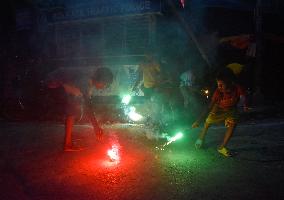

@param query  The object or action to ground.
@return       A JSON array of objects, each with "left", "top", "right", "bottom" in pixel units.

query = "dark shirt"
[{"left": 46, "top": 67, "right": 93, "bottom": 97}]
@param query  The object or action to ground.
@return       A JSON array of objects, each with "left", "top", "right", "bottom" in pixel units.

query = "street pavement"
[{"left": 0, "top": 116, "right": 284, "bottom": 200}]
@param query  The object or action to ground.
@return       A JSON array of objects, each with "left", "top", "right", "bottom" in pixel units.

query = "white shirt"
[{"left": 180, "top": 70, "right": 195, "bottom": 87}]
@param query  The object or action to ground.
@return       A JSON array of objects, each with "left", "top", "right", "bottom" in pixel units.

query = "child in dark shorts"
[
  {"left": 192, "top": 69, "right": 248, "bottom": 157},
  {"left": 46, "top": 67, "right": 113, "bottom": 151}
]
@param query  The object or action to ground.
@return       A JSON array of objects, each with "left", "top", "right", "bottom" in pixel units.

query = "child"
[
  {"left": 192, "top": 69, "right": 248, "bottom": 157},
  {"left": 46, "top": 67, "right": 113, "bottom": 151},
  {"left": 132, "top": 52, "right": 161, "bottom": 100},
  {"left": 179, "top": 67, "right": 202, "bottom": 119}
]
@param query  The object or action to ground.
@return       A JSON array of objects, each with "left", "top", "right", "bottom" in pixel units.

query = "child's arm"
[
  {"left": 192, "top": 88, "right": 219, "bottom": 128},
  {"left": 83, "top": 94, "right": 103, "bottom": 140},
  {"left": 62, "top": 84, "right": 82, "bottom": 96},
  {"left": 192, "top": 100, "right": 215, "bottom": 128}
]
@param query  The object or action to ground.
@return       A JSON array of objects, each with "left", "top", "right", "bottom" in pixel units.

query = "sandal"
[{"left": 217, "top": 147, "right": 232, "bottom": 157}]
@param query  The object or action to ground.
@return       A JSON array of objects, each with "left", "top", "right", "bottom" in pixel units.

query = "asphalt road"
[{"left": 0, "top": 120, "right": 284, "bottom": 200}]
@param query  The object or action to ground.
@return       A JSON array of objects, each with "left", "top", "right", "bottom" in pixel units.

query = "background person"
[
  {"left": 179, "top": 65, "right": 203, "bottom": 120},
  {"left": 132, "top": 53, "right": 161, "bottom": 101}
]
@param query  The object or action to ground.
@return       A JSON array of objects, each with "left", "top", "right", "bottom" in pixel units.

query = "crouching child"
[
  {"left": 192, "top": 69, "right": 248, "bottom": 157},
  {"left": 46, "top": 67, "right": 113, "bottom": 151}
]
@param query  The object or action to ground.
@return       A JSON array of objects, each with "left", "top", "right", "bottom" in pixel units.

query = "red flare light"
[{"left": 107, "top": 145, "right": 120, "bottom": 162}]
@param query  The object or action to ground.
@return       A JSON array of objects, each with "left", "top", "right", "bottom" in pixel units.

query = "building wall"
[{"left": 52, "top": 15, "right": 154, "bottom": 66}]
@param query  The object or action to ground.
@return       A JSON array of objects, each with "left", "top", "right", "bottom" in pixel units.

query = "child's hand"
[{"left": 192, "top": 122, "right": 199, "bottom": 128}]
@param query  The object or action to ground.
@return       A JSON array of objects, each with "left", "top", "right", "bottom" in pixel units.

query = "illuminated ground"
[{"left": 0, "top": 120, "right": 284, "bottom": 200}]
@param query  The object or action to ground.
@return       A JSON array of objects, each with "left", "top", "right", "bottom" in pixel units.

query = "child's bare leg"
[
  {"left": 219, "top": 124, "right": 236, "bottom": 148},
  {"left": 195, "top": 122, "right": 210, "bottom": 148},
  {"left": 64, "top": 115, "right": 74, "bottom": 149}
]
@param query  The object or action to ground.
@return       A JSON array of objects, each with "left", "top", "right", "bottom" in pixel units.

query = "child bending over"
[{"left": 192, "top": 69, "right": 248, "bottom": 157}]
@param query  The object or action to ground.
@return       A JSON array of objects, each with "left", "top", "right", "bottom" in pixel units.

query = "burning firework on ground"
[
  {"left": 122, "top": 94, "right": 131, "bottom": 105},
  {"left": 106, "top": 131, "right": 121, "bottom": 163},
  {"left": 156, "top": 132, "right": 183, "bottom": 150},
  {"left": 121, "top": 94, "right": 143, "bottom": 122},
  {"left": 107, "top": 144, "right": 120, "bottom": 162}
]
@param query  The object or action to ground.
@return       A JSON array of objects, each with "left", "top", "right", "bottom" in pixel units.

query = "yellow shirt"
[
  {"left": 226, "top": 63, "right": 244, "bottom": 75},
  {"left": 140, "top": 61, "right": 160, "bottom": 88}
]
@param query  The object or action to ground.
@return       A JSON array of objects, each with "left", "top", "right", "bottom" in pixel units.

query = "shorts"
[
  {"left": 65, "top": 95, "right": 83, "bottom": 117},
  {"left": 205, "top": 107, "right": 239, "bottom": 127}
]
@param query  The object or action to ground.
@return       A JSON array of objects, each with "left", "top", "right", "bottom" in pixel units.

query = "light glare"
[{"left": 122, "top": 95, "right": 131, "bottom": 105}]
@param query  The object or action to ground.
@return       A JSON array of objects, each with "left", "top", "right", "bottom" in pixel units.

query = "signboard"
[{"left": 47, "top": 0, "right": 161, "bottom": 23}]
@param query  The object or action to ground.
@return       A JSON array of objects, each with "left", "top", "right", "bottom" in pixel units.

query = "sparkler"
[
  {"left": 128, "top": 106, "right": 143, "bottom": 121},
  {"left": 156, "top": 132, "right": 183, "bottom": 150},
  {"left": 163, "top": 132, "right": 183, "bottom": 147},
  {"left": 180, "top": 0, "right": 185, "bottom": 8},
  {"left": 107, "top": 145, "right": 120, "bottom": 162},
  {"left": 204, "top": 89, "right": 209, "bottom": 99},
  {"left": 121, "top": 94, "right": 143, "bottom": 122},
  {"left": 121, "top": 94, "right": 131, "bottom": 105},
  {"left": 201, "top": 89, "right": 210, "bottom": 99}
]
